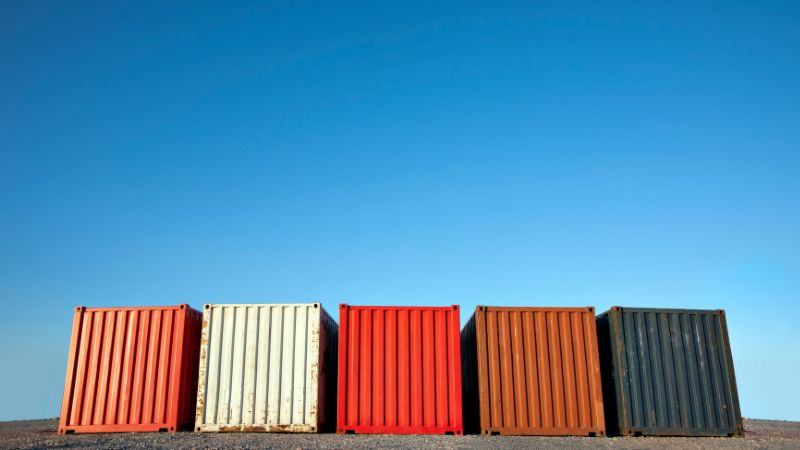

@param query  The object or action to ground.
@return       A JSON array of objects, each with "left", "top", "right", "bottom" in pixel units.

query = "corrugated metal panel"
[
  {"left": 58, "top": 305, "right": 202, "bottom": 434},
  {"left": 195, "top": 303, "right": 338, "bottom": 433},
  {"left": 596, "top": 307, "right": 743, "bottom": 437},
  {"left": 317, "top": 304, "right": 339, "bottom": 430},
  {"left": 336, "top": 304, "right": 464, "bottom": 435},
  {"left": 461, "top": 306, "right": 605, "bottom": 436}
]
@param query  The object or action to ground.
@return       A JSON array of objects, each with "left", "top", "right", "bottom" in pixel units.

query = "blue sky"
[{"left": 1, "top": 1, "right": 798, "bottom": 422}]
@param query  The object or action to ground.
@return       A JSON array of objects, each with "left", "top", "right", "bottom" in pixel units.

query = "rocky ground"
[{"left": 0, "top": 418, "right": 798, "bottom": 449}]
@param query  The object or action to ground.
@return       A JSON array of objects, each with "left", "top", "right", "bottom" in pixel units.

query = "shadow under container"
[
  {"left": 461, "top": 306, "right": 606, "bottom": 436},
  {"left": 59, "top": 305, "right": 202, "bottom": 434},
  {"left": 337, "top": 304, "right": 463, "bottom": 435},
  {"left": 194, "top": 303, "right": 338, "bottom": 433},
  {"left": 596, "top": 307, "right": 743, "bottom": 437}
]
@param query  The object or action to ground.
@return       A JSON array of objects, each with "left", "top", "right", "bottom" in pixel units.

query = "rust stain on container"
[
  {"left": 596, "top": 307, "right": 743, "bottom": 437},
  {"left": 58, "top": 305, "right": 202, "bottom": 434},
  {"left": 336, "top": 304, "right": 464, "bottom": 435},
  {"left": 461, "top": 306, "right": 605, "bottom": 436}
]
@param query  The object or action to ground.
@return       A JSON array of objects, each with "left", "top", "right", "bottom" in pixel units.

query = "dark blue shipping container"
[{"left": 596, "top": 307, "right": 743, "bottom": 437}]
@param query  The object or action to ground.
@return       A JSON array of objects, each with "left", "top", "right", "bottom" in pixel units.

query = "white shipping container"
[{"left": 195, "top": 303, "right": 338, "bottom": 432}]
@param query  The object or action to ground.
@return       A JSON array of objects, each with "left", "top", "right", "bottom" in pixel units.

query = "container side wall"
[
  {"left": 317, "top": 306, "right": 339, "bottom": 432},
  {"left": 58, "top": 305, "right": 200, "bottom": 434},
  {"left": 459, "top": 312, "right": 481, "bottom": 434},
  {"left": 598, "top": 307, "right": 744, "bottom": 437},
  {"left": 470, "top": 307, "right": 605, "bottom": 436},
  {"left": 195, "top": 303, "right": 326, "bottom": 432},
  {"left": 337, "top": 305, "right": 464, "bottom": 435},
  {"left": 596, "top": 312, "right": 623, "bottom": 436},
  {"left": 178, "top": 308, "right": 203, "bottom": 428}
]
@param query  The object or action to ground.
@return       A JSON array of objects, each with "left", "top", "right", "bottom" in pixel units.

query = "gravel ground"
[{"left": 1, "top": 418, "right": 798, "bottom": 449}]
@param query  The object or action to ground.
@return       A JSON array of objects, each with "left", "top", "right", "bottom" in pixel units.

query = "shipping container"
[
  {"left": 461, "top": 306, "right": 605, "bottom": 436},
  {"left": 596, "top": 307, "right": 743, "bottom": 437},
  {"left": 337, "top": 304, "right": 463, "bottom": 435},
  {"left": 58, "top": 305, "right": 202, "bottom": 434},
  {"left": 194, "top": 303, "right": 338, "bottom": 432}
]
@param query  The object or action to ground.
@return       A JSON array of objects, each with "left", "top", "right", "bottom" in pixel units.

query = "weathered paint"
[
  {"left": 336, "top": 304, "right": 463, "bottom": 435},
  {"left": 596, "top": 307, "right": 743, "bottom": 437},
  {"left": 461, "top": 306, "right": 605, "bottom": 436},
  {"left": 195, "top": 303, "right": 338, "bottom": 433},
  {"left": 58, "top": 305, "right": 202, "bottom": 434}
]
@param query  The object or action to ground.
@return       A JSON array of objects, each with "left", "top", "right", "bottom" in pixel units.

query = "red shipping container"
[
  {"left": 58, "top": 305, "right": 202, "bottom": 434},
  {"left": 337, "top": 304, "right": 463, "bottom": 435}
]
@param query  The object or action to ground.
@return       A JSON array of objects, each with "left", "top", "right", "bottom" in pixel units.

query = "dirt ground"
[{"left": 0, "top": 418, "right": 798, "bottom": 449}]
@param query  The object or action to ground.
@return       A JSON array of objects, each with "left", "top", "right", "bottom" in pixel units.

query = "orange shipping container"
[
  {"left": 461, "top": 306, "right": 605, "bottom": 436},
  {"left": 58, "top": 305, "right": 202, "bottom": 434}
]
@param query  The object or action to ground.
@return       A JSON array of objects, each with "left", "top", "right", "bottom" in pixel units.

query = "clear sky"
[{"left": 1, "top": 1, "right": 798, "bottom": 422}]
